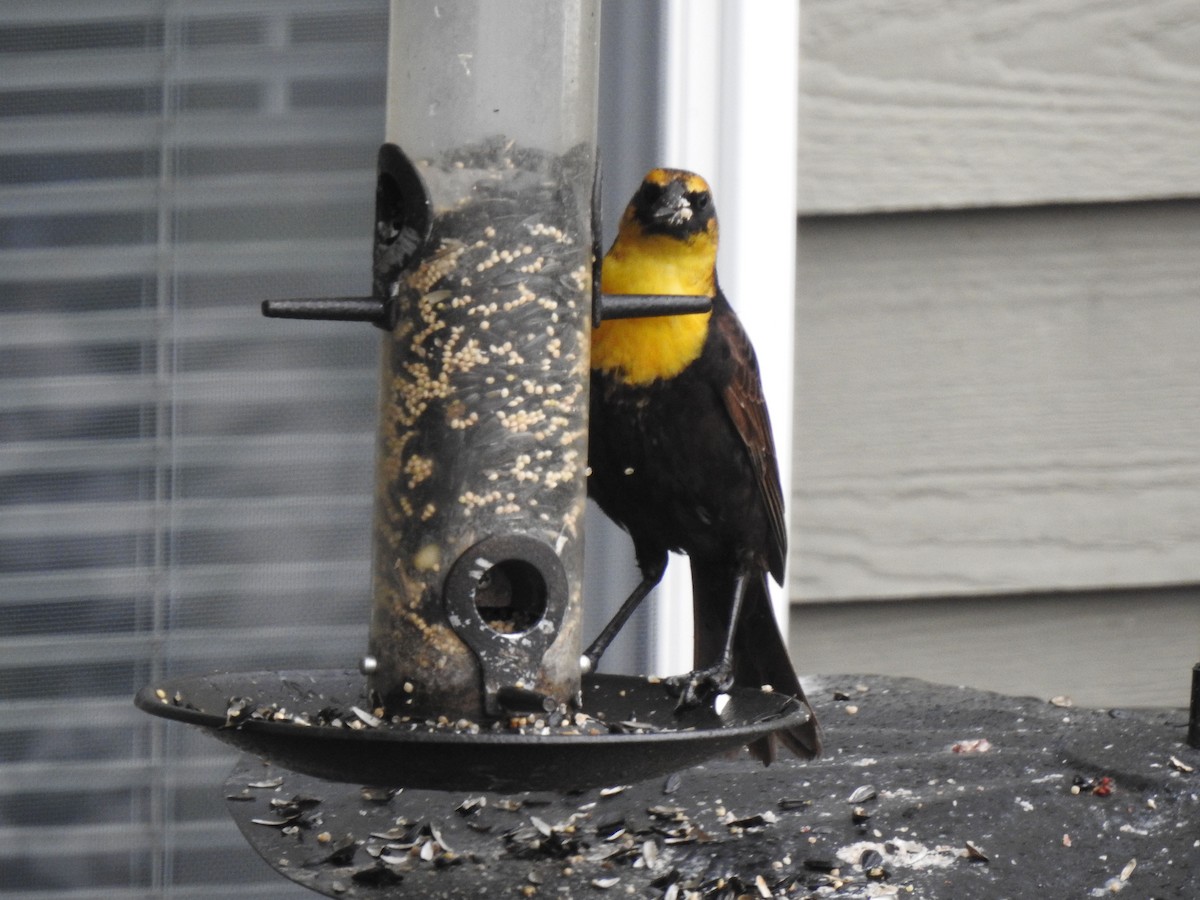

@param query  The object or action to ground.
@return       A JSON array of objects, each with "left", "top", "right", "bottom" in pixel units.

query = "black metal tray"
[{"left": 136, "top": 669, "right": 809, "bottom": 793}]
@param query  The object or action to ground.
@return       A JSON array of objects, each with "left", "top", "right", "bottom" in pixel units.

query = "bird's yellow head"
[
  {"left": 593, "top": 169, "right": 719, "bottom": 385},
  {"left": 623, "top": 168, "right": 718, "bottom": 243},
  {"left": 608, "top": 169, "right": 719, "bottom": 284}
]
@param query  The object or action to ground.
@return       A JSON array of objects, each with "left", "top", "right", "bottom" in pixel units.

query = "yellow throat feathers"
[{"left": 592, "top": 231, "right": 716, "bottom": 386}]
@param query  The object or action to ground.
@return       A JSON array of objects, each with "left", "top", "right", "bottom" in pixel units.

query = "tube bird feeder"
[
  {"left": 363, "top": 0, "right": 600, "bottom": 724},
  {"left": 137, "top": 0, "right": 809, "bottom": 798}
]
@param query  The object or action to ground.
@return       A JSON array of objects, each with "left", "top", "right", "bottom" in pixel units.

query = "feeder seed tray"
[{"left": 136, "top": 670, "right": 810, "bottom": 793}]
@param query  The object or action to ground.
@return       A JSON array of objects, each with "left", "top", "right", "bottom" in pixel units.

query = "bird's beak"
[{"left": 650, "top": 181, "right": 693, "bottom": 226}]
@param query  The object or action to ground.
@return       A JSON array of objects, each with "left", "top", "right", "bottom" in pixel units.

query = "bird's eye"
[
  {"left": 638, "top": 182, "right": 664, "bottom": 204},
  {"left": 688, "top": 191, "right": 710, "bottom": 211}
]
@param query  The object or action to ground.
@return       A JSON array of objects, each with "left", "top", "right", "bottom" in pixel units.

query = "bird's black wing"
[{"left": 712, "top": 295, "right": 788, "bottom": 584}]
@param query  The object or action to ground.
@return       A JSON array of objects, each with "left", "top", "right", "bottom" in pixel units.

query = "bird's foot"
[{"left": 665, "top": 662, "right": 735, "bottom": 711}]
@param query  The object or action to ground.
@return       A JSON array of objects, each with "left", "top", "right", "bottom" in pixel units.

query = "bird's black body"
[
  {"left": 589, "top": 288, "right": 779, "bottom": 581},
  {"left": 585, "top": 169, "right": 820, "bottom": 762}
]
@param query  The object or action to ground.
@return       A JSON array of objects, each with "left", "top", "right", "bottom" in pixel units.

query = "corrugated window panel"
[{"left": 0, "top": 3, "right": 386, "bottom": 896}]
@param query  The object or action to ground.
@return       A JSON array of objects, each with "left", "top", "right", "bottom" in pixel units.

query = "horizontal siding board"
[
  {"left": 798, "top": 0, "right": 1200, "bottom": 213},
  {"left": 791, "top": 200, "right": 1200, "bottom": 600},
  {"left": 792, "top": 587, "right": 1200, "bottom": 708}
]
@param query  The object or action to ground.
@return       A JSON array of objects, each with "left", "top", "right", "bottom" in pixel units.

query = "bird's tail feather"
[{"left": 691, "top": 560, "right": 821, "bottom": 762}]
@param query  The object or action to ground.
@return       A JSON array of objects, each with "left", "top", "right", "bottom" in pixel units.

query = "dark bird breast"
[{"left": 587, "top": 300, "right": 776, "bottom": 576}]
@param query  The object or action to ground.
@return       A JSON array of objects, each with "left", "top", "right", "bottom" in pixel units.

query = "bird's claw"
[{"left": 665, "top": 663, "right": 735, "bottom": 711}]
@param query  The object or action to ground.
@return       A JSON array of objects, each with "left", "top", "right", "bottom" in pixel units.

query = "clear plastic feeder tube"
[{"left": 368, "top": 0, "right": 600, "bottom": 721}]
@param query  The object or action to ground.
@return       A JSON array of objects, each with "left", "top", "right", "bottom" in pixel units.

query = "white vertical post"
[
  {"left": 654, "top": 0, "right": 801, "bottom": 675},
  {"left": 719, "top": 2, "right": 801, "bottom": 623}
]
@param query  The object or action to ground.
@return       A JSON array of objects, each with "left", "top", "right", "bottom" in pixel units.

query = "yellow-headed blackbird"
[{"left": 584, "top": 168, "right": 820, "bottom": 762}]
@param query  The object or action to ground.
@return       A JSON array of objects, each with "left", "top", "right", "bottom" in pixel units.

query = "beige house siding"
[
  {"left": 797, "top": 0, "right": 1200, "bottom": 214},
  {"left": 792, "top": 202, "right": 1200, "bottom": 602},
  {"left": 789, "top": 1, "right": 1200, "bottom": 706},
  {"left": 792, "top": 588, "right": 1200, "bottom": 709}
]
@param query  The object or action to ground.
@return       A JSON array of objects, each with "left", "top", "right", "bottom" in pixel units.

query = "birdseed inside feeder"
[{"left": 363, "top": 0, "right": 601, "bottom": 724}]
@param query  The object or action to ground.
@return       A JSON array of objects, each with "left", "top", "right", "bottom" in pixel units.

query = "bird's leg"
[
  {"left": 580, "top": 551, "right": 667, "bottom": 674},
  {"left": 668, "top": 566, "right": 751, "bottom": 709}
]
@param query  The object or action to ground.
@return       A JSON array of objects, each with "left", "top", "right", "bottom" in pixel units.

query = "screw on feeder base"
[{"left": 496, "top": 685, "right": 558, "bottom": 715}]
